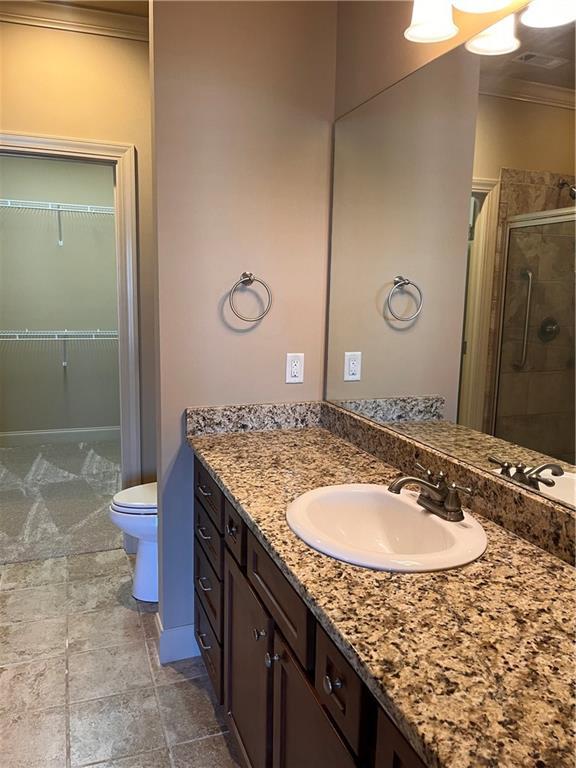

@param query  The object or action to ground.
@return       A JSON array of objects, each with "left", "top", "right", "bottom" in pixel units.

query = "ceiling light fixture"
[
  {"left": 465, "top": 14, "right": 521, "bottom": 55},
  {"left": 452, "top": 0, "right": 510, "bottom": 11},
  {"left": 520, "top": 0, "right": 576, "bottom": 28},
  {"left": 404, "top": 0, "right": 459, "bottom": 43}
]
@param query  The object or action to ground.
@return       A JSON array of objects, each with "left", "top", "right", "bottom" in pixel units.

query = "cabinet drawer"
[
  {"left": 375, "top": 708, "right": 427, "bottom": 768},
  {"left": 195, "top": 458, "right": 224, "bottom": 532},
  {"left": 195, "top": 499, "right": 224, "bottom": 578},
  {"left": 194, "top": 541, "right": 223, "bottom": 641},
  {"left": 247, "top": 533, "right": 314, "bottom": 671},
  {"left": 315, "top": 625, "right": 365, "bottom": 756},
  {"left": 224, "top": 499, "right": 246, "bottom": 568},
  {"left": 194, "top": 599, "right": 222, "bottom": 703}
]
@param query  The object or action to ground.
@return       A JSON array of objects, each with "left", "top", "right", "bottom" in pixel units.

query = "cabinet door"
[
  {"left": 272, "top": 633, "right": 357, "bottom": 768},
  {"left": 374, "top": 708, "right": 427, "bottom": 768},
  {"left": 225, "top": 552, "right": 273, "bottom": 768}
]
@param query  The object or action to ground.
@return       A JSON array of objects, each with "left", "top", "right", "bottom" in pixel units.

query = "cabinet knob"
[
  {"left": 225, "top": 522, "right": 238, "bottom": 538},
  {"left": 264, "top": 652, "right": 280, "bottom": 669},
  {"left": 322, "top": 674, "right": 343, "bottom": 695},
  {"left": 252, "top": 628, "right": 267, "bottom": 642}
]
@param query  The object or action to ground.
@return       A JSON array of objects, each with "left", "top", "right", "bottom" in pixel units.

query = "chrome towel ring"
[
  {"left": 229, "top": 271, "right": 273, "bottom": 322},
  {"left": 386, "top": 276, "right": 423, "bottom": 322}
]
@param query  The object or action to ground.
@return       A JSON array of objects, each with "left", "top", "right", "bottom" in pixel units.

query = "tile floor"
[
  {"left": 0, "top": 548, "right": 242, "bottom": 768},
  {"left": 0, "top": 440, "right": 122, "bottom": 564}
]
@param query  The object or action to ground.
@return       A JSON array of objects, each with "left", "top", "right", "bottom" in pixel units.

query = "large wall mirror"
[{"left": 326, "top": 17, "right": 575, "bottom": 508}]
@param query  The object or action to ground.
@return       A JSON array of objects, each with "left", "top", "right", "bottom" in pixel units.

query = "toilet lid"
[
  {"left": 110, "top": 502, "right": 157, "bottom": 515},
  {"left": 112, "top": 482, "right": 157, "bottom": 510}
]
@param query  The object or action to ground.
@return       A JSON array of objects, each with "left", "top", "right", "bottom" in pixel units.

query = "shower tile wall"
[{"left": 496, "top": 219, "right": 575, "bottom": 463}]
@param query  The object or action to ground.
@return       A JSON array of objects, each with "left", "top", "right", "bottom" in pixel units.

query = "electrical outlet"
[
  {"left": 286, "top": 353, "right": 304, "bottom": 384},
  {"left": 344, "top": 351, "right": 362, "bottom": 381}
]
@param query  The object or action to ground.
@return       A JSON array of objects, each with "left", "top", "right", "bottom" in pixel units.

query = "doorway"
[{"left": 0, "top": 135, "right": 141, "bottom": 562}]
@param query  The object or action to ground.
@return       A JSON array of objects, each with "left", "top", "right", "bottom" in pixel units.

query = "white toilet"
[{"left": 109, "top": 482, "right": 158, "bottom": 602}]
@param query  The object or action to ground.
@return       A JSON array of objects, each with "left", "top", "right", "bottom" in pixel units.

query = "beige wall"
[
  {"left": 335, "top": 0, "right": 531, "bottom": 118},
  {"left": 327, "top": 48, "right": 480, "bottom": 420},
  {"left": 152, "top": 0, "right": 336, "bottom": 639},
  {"left": 474, "top": 95, "right": 575, "bottom": 179},
  {"left": 0, "top": 20, "right": 156, "bottom": 476}
]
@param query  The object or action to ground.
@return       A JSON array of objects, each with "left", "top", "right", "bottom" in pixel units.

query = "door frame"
[{"left": 0, "top": 132, "right": 141, "bottom": 486}]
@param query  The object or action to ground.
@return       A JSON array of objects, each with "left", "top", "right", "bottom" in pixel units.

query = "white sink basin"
[
  {"left": 494, "top": 468, "right": 576, "bottom": 506},
  {"left": 286, "top": 484, "right": 487, "bottom": 573}
]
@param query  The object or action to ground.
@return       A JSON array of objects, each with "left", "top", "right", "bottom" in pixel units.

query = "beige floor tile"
[
  {"left": 68, "top": 605, "right": 143, "bottom": 653},
  {"left": 0, "top": 557, "right": 68, "bottom": 591},
  {"left": 69, "top": 688, "right": 165, "bottom": 767},
  {"left": 67, "top": 573, "right": 137, "bottom": 615},
  {"left": 0, "top": 616, "right": 67, "bottom": 665},
  {"left": 0, "top": 582, "right": 68, "bottom": 624},
  {"left": 140, "top": 612, "right": 160, "bottom": 640},
  {"left": 0, "top": 656, "right": 66, "bottom": 715},
  {"left": 88, "top": 748, "right": 172, "bottom": 767},
  {"left": 69, "top": 641, "right": 152, "bottom": 702},
  {"left": 0, "top": 705, "right": 67, "bottom": 768},
  {"left": 146, "top": 637, "right": 206, "bottom": 686},
  {"left": 171, "top": 733, "right": 242, "bottom": 768},
  {"left": 156, "top": 678, "right": 227, "bottom": 747},
  {"left": 67, "top": 549, "right": 131, "bottom": 582}
]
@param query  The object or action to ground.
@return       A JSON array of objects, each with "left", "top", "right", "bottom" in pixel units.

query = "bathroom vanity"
[{"left": 188, "top": 405, "right": 575, "bottom": 768}]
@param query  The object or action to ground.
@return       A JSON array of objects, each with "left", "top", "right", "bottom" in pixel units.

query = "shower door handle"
[{"left": 513, "top": 269, "right": 533, "bottom": 371}]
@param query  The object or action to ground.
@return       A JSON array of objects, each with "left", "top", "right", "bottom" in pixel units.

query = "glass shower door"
[{"left": 494, "top": 212, "right": 575, "bottom": 463}]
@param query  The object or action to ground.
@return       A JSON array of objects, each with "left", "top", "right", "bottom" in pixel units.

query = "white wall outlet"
[
  {"left": 344, "top": 351, "right": 362, "bottom": 381},
  {"left": 286, "top": 353, "right": 304, "bottom": 384}
]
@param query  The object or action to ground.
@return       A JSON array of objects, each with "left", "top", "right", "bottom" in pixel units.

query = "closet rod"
[{"left": 0, "top": 199, "right": 114, "bottom": 214}]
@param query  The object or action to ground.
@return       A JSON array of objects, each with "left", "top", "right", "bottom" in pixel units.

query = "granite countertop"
[{"left": 189, "top": 426, "right": 575, "bottom": 768}]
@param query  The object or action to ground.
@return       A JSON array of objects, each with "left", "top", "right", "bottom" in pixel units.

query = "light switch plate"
[
  {"left": 344, "top": 351, "right": 362, "bottom": 381},
  {"left": 286, "top": 353, "right": 304, "bottom": 383}
]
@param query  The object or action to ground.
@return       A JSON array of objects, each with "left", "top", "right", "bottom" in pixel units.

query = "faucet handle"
[
  {"left": 449, "top": 482, "right": 472, "bottom": 496},
  {"left": 415, "top": 462, "right": 434, "bottom": 481},
  {"left": 488, "top": 456, "right": 513, "bottom": 477}
]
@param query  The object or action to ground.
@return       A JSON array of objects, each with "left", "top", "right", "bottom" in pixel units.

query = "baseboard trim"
[
  {"left": 0, "top": 426, "right": 120, "bottom": 446},
  {"left": 158, "top": 619, "right": 200, "bottom": 663}
]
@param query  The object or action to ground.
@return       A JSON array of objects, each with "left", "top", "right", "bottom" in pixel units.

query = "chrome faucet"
[
  {"left": 488, "top": 456, "right": 564, "bottom": 491},
  {"left": 388, "top": 463, "right": 471, "bottom": 522}
]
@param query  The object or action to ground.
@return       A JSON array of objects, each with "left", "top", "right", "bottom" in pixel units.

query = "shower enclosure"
[
  {"left": 0, "top": 154, "right": 122, "bottom": 561},
  {"left": 494, "top": 208, "right": 576, "bottom": 464}
]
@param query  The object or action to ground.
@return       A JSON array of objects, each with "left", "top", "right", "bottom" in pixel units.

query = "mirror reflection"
[{"left": 326, "top": 20, "right": 575, "bottom": 507}]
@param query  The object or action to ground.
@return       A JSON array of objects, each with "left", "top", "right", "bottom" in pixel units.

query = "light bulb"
[
  {"left": 465, "top": 14, "right": 521, "bottom": 55},
  {"left": 452, "top": 0, "right": 511, "bottom": 11},
  {"left": 404, "top": 0, "right": 459, "bottom": 43},
  {"left": 520, "top": 0, "right": 576, "bottom": 28}
]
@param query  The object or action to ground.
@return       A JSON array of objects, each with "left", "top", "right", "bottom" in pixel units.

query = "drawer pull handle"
[
  {"left": 198, "top": 484, "right": 212, "bottom": 498},
  {"left": 226, "top": 522, "right": 238, "bottom": 539},
  {"left": 252, "top": 628, "right": 267, "bottom": 642},
  {"left": 197, "top": 576, "right": 212, "bottom": 592},
  {"left": 197, "top": 526, "right": 212, "bottom": 541},
  {"left": 323, "top": 675, "right": 343, "bottom": 695},
  {"left": 264, "top": 652, "right": 280, "bottom": 669},
  {"left": 198, "top": 633, "right": 212, "bottom": 651}
]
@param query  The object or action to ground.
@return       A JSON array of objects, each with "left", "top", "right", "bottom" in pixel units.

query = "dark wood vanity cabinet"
[{"left": 193, "top": 455, "right": 429, "bottom": 768}]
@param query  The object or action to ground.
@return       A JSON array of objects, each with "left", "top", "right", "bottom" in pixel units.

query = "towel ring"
[
  {"left": 386, "top": 276, "right": 423, "bottom": 322},
  {"left": 229, "top": 271, "right": 273, "bottom": 322}
]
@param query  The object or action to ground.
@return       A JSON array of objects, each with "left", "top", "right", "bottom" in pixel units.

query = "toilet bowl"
[{"left": 109, "top": 482, "right": 158, "bottom": 602}]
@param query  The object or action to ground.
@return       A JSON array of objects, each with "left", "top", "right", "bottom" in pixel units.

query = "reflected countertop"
[{"left": 189, "top": 426, "right": 575, "bottom": 768}]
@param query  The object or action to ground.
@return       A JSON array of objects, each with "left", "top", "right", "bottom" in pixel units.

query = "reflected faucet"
[{"left": 488, "top": 456, "right": 564, "bottom": 491}]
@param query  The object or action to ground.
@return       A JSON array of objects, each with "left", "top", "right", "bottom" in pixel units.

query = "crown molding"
[
  {"left": 480, "top": 74, "right": 575, "bottom": 111},
  {"left": 0, "top": 1, "right": 148, "bottom": 42}
]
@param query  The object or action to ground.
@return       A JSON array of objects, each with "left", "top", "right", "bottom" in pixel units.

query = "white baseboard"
[
  {"left": 0, "top": 425, "right": 120, "bottom": 446},
  {"left": 158, "top": 619, "right": 200, "bottom": 663}
]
